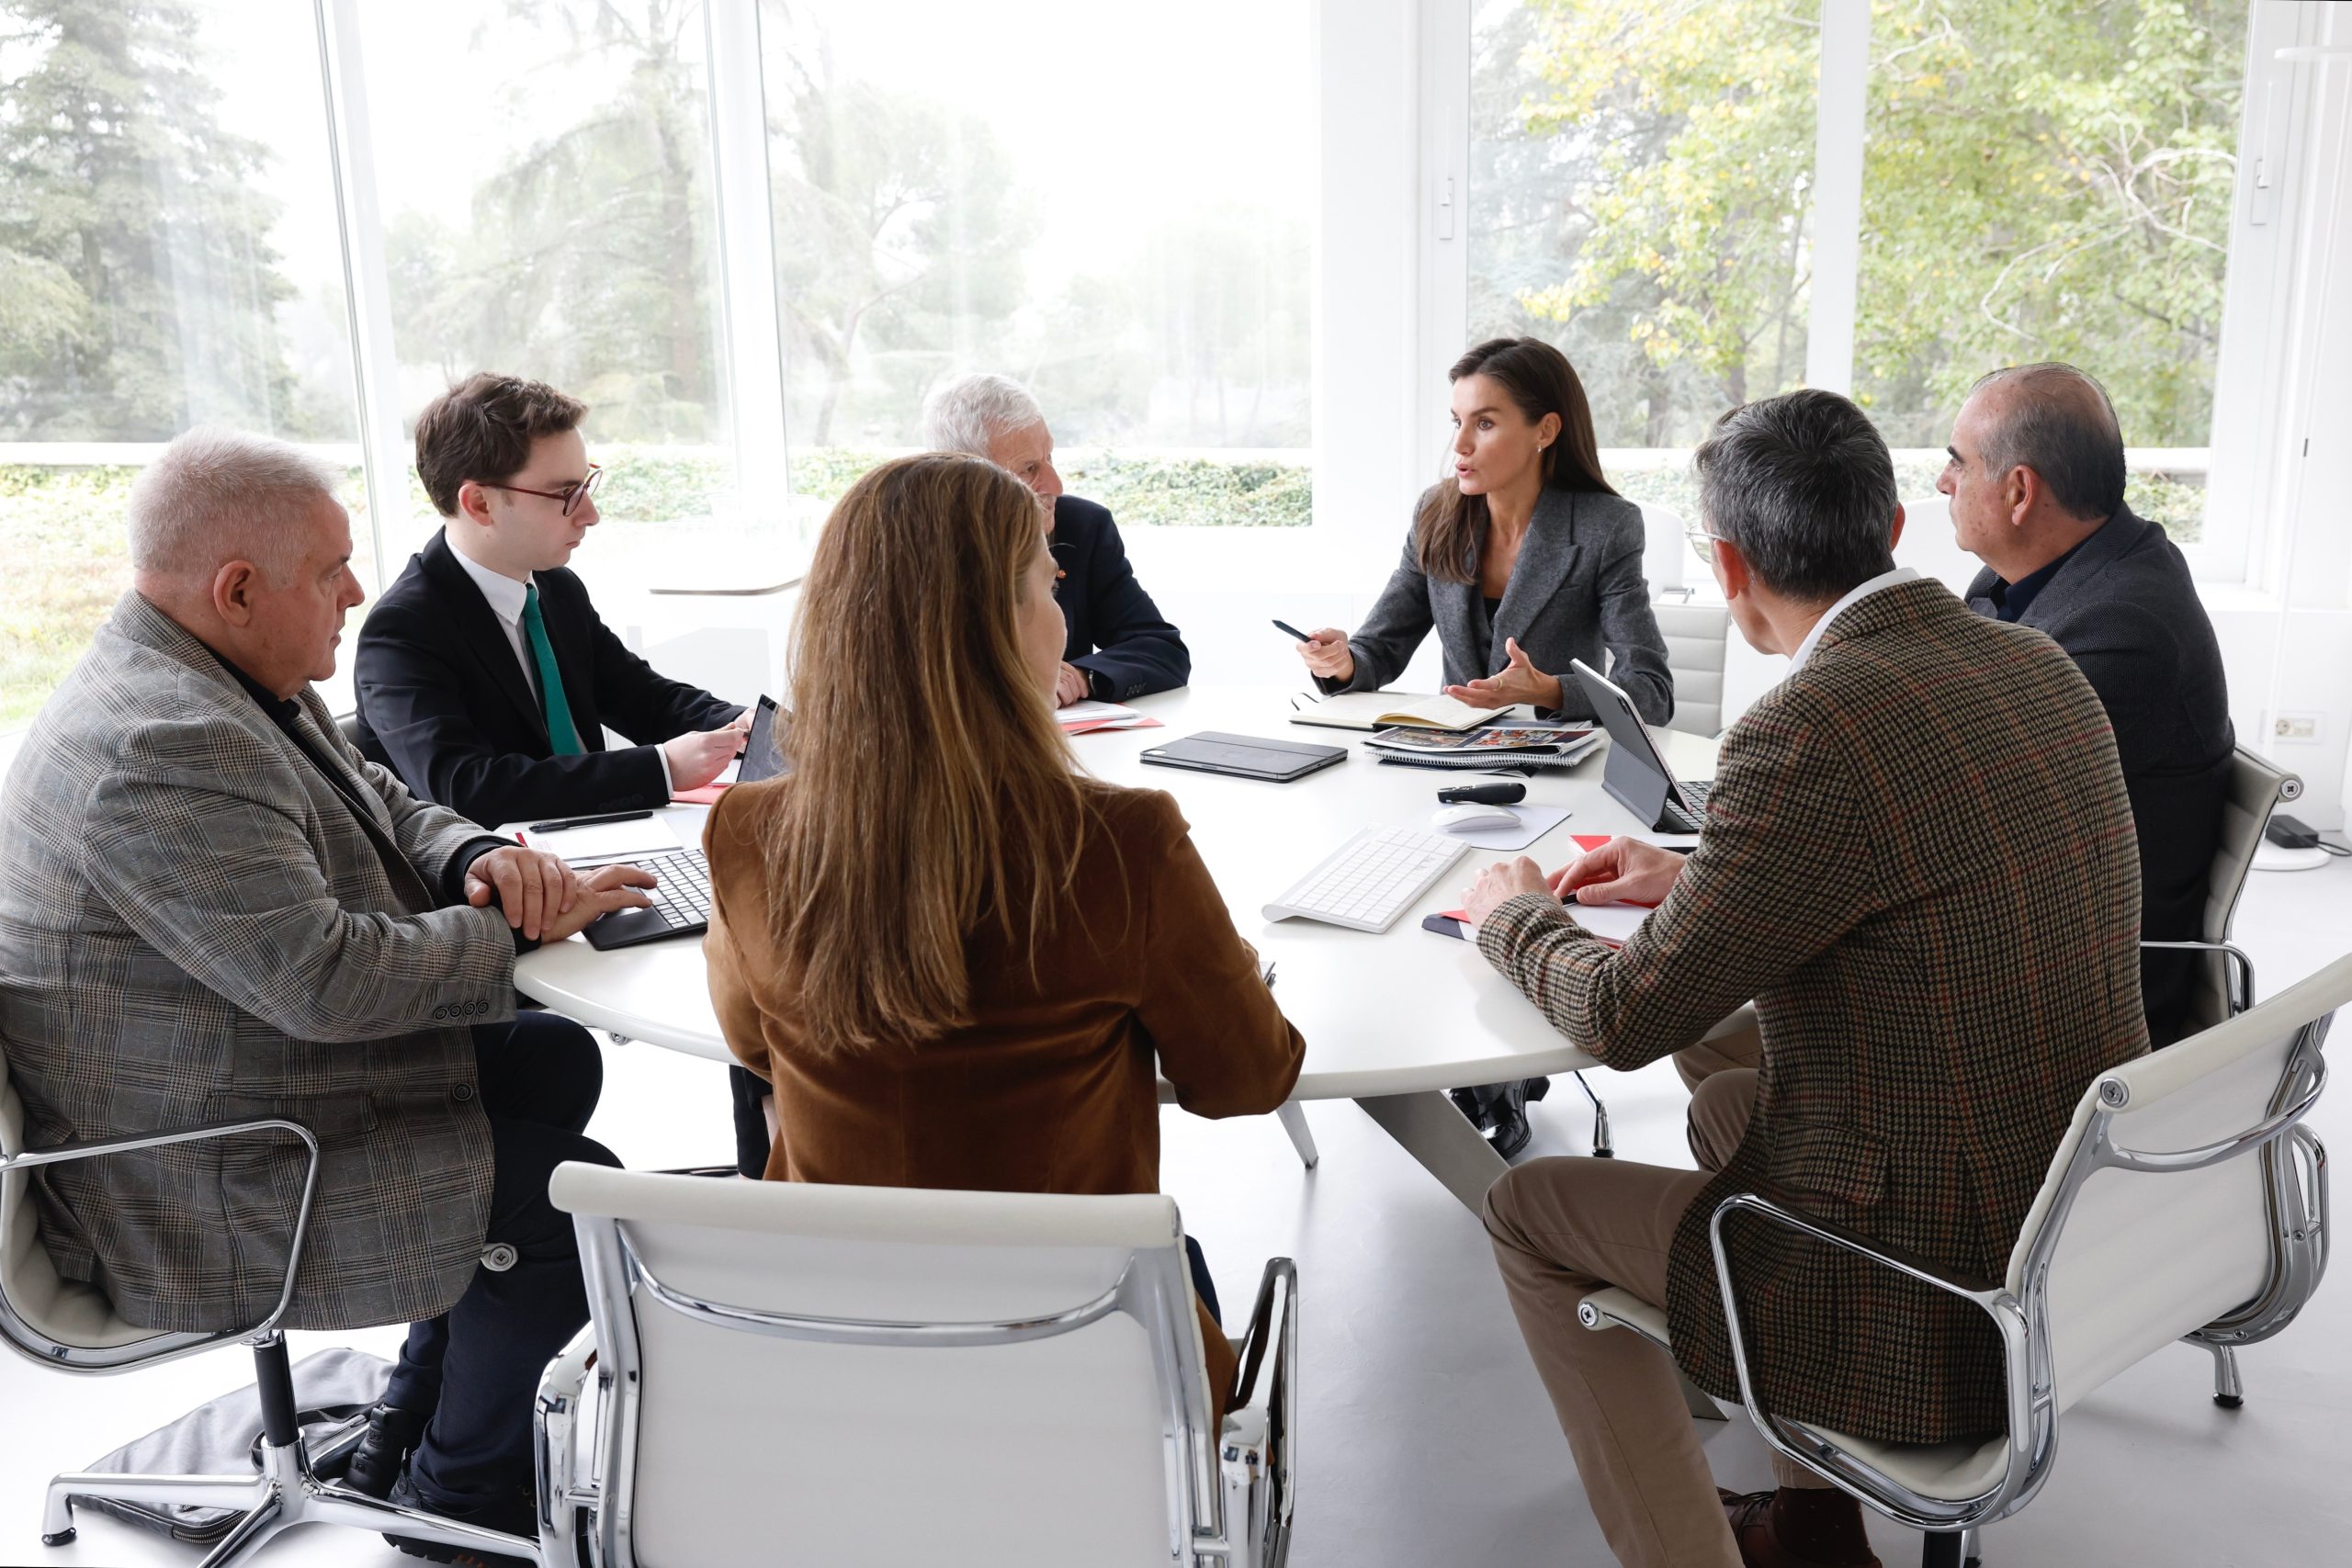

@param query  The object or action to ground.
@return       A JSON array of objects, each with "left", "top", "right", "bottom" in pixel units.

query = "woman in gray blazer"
[
  {"left": 1298, "top": 337, "right": 1673, "bottom": 726},
  {"left": 1299, "top": 337, "right": 1673, "bottom": 1156}
]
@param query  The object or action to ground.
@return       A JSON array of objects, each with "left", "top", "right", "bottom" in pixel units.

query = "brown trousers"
[
  {"left": 1678, "top": 1003, "right": 1766, "bottom": 1168},
  {"left": 1484, "top": 1005, "right": 1817, "bottom": 1568}
]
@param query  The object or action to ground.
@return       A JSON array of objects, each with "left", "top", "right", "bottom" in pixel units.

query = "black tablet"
[
  {"left": 1138, "top": 731, "right": 1347, "bottom": 784},
  {"left": 738, "top": 694, "right": 790, "bottom": 783}
]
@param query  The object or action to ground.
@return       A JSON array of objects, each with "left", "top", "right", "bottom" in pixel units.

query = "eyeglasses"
[
  {"left": 489, "top": 462, "right": 604, "bottom": 518},
  {"left": 1685, "top": 514, "right": 1722, "bottom": 567}
]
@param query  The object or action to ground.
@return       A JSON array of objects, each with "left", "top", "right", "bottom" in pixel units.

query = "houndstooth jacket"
[
  {"left": 1479, "top": 577, "right": 2148, "bottom": 1446},
  {"left": 0, "top": 593, "right": 521, "bottom": 1334}
]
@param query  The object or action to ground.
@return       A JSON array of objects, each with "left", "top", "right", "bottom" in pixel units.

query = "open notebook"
[{"left": 1288, "top": 690, "right": 1510, "bottom": 732}]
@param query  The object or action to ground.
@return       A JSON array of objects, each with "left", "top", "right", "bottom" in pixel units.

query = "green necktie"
[{"left": 521, "top": 583, "right": 584, "bottom": 755}]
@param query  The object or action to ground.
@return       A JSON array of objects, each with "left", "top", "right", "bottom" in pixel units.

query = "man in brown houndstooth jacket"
[{"left": 1459, "top": 389, "right": 2147, "bottom": 1568}]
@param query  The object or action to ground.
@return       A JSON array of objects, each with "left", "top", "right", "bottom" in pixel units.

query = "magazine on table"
[{"left": 1363, "top": 724, "right": 1593, "bottom": 757}]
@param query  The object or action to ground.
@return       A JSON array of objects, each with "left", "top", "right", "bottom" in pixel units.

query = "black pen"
[
  {"left": 1272, "top": 618, "right": 1313, "bottom": 642},
  {"left": 526, "top": 809, "right": 653, "bottom": 834}
]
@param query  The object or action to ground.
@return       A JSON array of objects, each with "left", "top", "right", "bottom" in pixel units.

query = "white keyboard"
[{"left": 1262, "top": 826, "right": 1471, "bottom": 933}]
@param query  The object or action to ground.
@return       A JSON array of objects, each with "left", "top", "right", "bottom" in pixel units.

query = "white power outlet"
[{"left": 2270, "top": 711, "right": 2324, "bottom": 745}]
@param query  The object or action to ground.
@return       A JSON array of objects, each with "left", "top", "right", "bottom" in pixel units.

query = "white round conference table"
[{"left": 516, "top": 684, "right": 1721, "bottom": 1212}]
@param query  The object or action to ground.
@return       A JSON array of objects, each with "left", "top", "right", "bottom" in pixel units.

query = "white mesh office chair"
[
  {"left": 0, "top": 1047, "right": 541, "bottom": 1564},
  {"left": 535, "top": 1168, "right": 1296, "bottom": 1568},
  {"left": 1579, "top": 951, "right": 2342, "bottom": 1567}
]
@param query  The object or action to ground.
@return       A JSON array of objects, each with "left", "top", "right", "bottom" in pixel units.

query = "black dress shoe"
[
  {"left": 383, "top": 1472, "right": 537, "bottom": 1566},
  {"left": 342, "top": 1403, "right": 429, "bottom": 1500},
  {"left": 1488, "top": 1088, "right": 1535, "bottom": 1161},
  {"left": 1455, "top": 1078, "right": 1544, "bottom": 1159},
  {"left": 1449, "top": 1086, "right": 1495, "bottom": 1130}
]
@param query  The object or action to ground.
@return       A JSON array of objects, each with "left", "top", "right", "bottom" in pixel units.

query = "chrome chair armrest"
[
  {"left": 2294, "top": 1126, "right": 2329, "bottom": 1287},
  {"left": 1220, "top": 1258, "right": 1296, "bottom": 1568},
  {"left": 1705, "top": 1192, "right": 2044, "bottom": 1531},
  {"left": 1708, "top": 1193, "right": 2007, "bottom": 1315},
  {"left": 1227, "top": 1258, "right": 1296, "bottom": 1412},
  {"left": 2091, "top": 1051, "right": 2326, "bottom": 1174},
  {"left": 2140, "top": 938, "right": 2256, "bottom": 1016},
  {"left": 0, "top": 1117, "right": 319, "bottom": 1175},
  {"left": 534, "top": 1326, "right": 599, "bottom": 1568},
  {"left": 0, "top": 1117, "right": 322, "bottom": 1370}
]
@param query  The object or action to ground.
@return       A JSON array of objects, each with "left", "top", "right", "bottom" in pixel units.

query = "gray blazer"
[
  {"left": 1326, "top": 486, "right": 1674, "bottom": 723},
  {"left": 0, "top": 593, "right": 521, "bottom": 1335}
]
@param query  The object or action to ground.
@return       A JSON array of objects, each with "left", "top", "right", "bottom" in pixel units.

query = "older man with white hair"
[
  {"left": 922, "top": 372, "right": 1191, "bottom": 704},
  {"left": 0, "top": 428, "right": 651, "bottom": 1561}
]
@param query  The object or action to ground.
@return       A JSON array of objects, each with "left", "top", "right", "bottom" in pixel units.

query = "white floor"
[{"left": 7, "top": 855, "right": 2351, "bottom": 1568}]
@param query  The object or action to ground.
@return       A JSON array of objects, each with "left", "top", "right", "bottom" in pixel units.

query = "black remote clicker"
[{"left": 1436, "top": 782, "right": 1527, "bottom": 806}]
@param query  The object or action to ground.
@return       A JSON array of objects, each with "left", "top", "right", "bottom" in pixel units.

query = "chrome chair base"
[
  {"left": 2209, "top": 1343, "right": 2245, "bottom": 1408},
  {"left": 1919, "top": 1525, "right": 1983, "bottom": 1567},
  {"left": 43, "top": 1432, "right": 538, "bottom": 1568}
]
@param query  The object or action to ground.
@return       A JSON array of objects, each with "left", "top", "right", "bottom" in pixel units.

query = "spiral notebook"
[{"left": 1288, "top": 691, "right": 1510, "bottom": 732}]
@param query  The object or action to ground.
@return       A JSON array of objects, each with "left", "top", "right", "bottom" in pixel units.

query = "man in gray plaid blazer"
[
  {"left": 1459, "top": 390, "right": 2146, "bottom": 1568},
  {"left": 0, "top": 429, "right": 650, "bottom": 1555}
]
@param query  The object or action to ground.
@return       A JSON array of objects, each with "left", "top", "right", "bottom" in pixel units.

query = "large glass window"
[
  {"left": 1852, "top": 0, "right": 2246, "bottom": 539},
  {"left": 356, "top": 0, "right": 741, "bottom": 585},
  {"left": 0, "top": 0, "right": 365, "bottom": 724},
  {"left": 757, "top": 0, "right": 1315, "bottom": 528},
  {"left": 1465, "top": 0, "right": 2245, "bottom": 547},
  {"left": 1468, "top": 0, "right": 1821, "bottom": 450}
]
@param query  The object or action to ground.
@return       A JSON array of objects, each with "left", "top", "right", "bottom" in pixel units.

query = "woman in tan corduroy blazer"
[{"left": 703, "top": 452, "right": 1305, "bottom": 1411}]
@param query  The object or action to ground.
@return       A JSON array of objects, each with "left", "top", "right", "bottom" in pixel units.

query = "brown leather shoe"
[{"left": 1720, "top": 1489, "right": 1883, "bottom": 1568}]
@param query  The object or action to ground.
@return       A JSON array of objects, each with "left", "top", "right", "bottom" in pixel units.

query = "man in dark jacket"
[
  {"left": 921, "top": 372, "right": 1190, "bottom": 705},
  {"left": 354, "top": 374, "right": 747, "bottom": 832},
  {"left": 1941, "top": 362, "right": 2233, "bottom": 1045}
]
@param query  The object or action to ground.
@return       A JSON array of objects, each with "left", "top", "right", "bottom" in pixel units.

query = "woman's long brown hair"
[
  {"left": 761, "top": 453, "right": 1085, "bottom": 1055},
  {"left": 1415, "top": 337, "right": 1617, "bottom": 584}
]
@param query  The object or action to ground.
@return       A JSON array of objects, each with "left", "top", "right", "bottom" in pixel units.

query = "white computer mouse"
[{"left": 1432, "top": 802, "right": 1521, "bottom": 833}]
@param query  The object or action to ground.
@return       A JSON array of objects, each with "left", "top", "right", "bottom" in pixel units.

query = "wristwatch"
[{"left": 1086, "top": 668, "right": 1114, "bottom": 702}]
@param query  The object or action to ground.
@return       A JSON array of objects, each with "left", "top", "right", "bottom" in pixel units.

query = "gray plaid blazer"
[
  {"left": 1323, "top": 486, "right": 1675, "bottom": 724},
  {"left": 1479, "top": 578, "right": 2148, "bottom": 1445},
  {"left": 0, "top": 593, "right": 521, "bottom": 1334}
]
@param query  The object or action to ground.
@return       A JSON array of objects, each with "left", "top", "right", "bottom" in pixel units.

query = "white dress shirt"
[
  {"left": 448, "top": 547, "right": 540, "bottom": 700},
  {"left": 1784, "top": 567, "right": 1921, "bottom": 679},
  {"left": 445, "top": 543, "right": 675, "bottom": 792}
]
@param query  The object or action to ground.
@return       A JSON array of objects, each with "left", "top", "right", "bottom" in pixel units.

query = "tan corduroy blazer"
[
  {"left": 1479, "top": 577, "right": 2148, "bottom": 1445},
  {"left": 704, "top": 776, "right": 1306, "bottom": 1408}
]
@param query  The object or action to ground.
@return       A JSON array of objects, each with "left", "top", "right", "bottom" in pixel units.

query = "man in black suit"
[
  {"left": 921, "top": 372, "right": 1190, "bottom": 704},
  {"left": 354, "top": 374, "right": 748, "bottom": 832},
  {"left": 1940, "top": 361, "right": 2233, "bottom": 1044}
]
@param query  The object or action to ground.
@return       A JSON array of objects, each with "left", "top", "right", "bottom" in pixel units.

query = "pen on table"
[
  {"left": 525, "top": 809, "right": 653, "bottom": 835},
  {"left": 1261, "top": 961, "right": 1278, "bottom": 990},
  {"left": 1272, "top": 619, "right": 1313, "bottom": 642}
]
